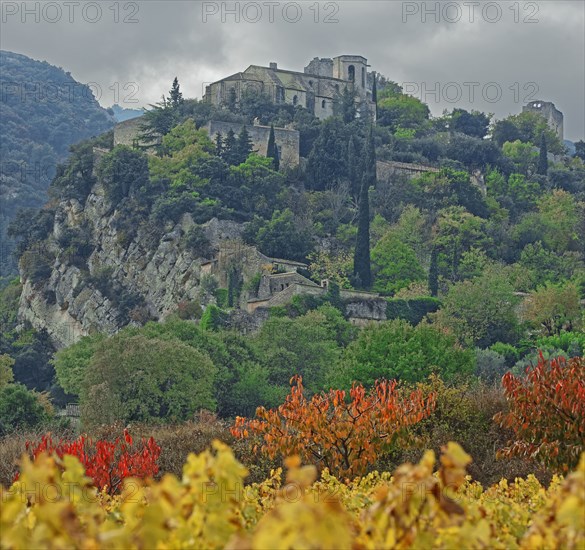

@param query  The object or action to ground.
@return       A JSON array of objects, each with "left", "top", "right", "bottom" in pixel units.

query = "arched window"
[
  {"left": 309, "top": 80, "right": 313, "bottom": 88},
  {"left": 321, "top": 99, "right": 326, "bottom": 108},
  {"left": 293, "top": 95, "right": 298, "bottom": 105},
  {"left": 348, "top": 65, "right": 355, "bottom": 82},
  {"left": 361, "top": 67, "right": 366, "bottom": 88}
]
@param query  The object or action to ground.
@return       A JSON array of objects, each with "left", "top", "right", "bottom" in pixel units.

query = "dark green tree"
[
  {"left": 574, "top": 140, "right": 585, "bottom": 162},
  {"left": 214, "top": 132, "right": 224, "bottom": 157},
  {"left": 267, "top": 124, "right": 280, "bottom": 170},
  {"left": 538, "top": 132, "right": 549, "bottom": 175},
  {"left": 169, "top": 77, "right": 183, "bottom": 107},
  {"left": 353, "top": 127, "right": 375, "bottom": 288},
  {"left": 334, "top": 87, "right": 357, "bottom": 123},
  {"left": 235, "top": 125, "right": 254, "bottom": 164},
  {"left": 448, "top": 109, "right": 491, "bottom": 139},
  {"left": 347, "top": 135, "right": 361, "bottom": 199},
  {"left": 428, "top": 246, "right": 439, "bottom": 297},
  {"left": 222, "top": 129, "right": 239, "bottom": 165}
]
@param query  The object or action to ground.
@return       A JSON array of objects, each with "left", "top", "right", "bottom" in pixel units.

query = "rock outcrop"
[{"left": 18, "top": 179, "right": 243, "bottom": 348}]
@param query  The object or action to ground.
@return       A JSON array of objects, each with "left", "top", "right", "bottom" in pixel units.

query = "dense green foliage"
[
  {"left": 3, "top": 75, "right": 584, "bottom": 433},
  {"left": 81, "top": 333, "right": 216, "bottom": 426},
  {"left": 0, "top": 51, "right": 114, "bottom": 281},
  {"left": 0, "top": 383, "right": 49, "bottom": 436}
]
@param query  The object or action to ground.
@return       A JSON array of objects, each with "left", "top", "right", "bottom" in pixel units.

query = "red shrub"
[{"left": 20, "top": 429, "right": 161, "bottom": 494}]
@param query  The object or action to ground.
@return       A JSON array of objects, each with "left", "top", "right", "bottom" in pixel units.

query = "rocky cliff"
[{"left": 17, "top": 177, "right": 243, "bottom": 348}]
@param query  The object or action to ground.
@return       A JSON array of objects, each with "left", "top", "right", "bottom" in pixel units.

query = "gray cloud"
[{"left": 1, "top": 0, "right": 583, "bottom": 140}]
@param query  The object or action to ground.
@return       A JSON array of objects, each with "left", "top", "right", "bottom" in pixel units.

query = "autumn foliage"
[
  {"left": 495, "top": 354, "right": 585, "bottom": 472},
  {"left": 21, "top": 430, "right": 161, "bottom": 494},
  {"left": 231, "top": 376, "right": 436, "bottom": 478}
]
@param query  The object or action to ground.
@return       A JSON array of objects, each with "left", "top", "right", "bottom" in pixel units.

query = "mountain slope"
[{"left": 0, "top": 50, "right": 115, "bottom": 280}]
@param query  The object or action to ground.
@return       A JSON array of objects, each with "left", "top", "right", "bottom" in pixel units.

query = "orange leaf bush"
[
  {"left": 231, "top": 376, "right": 436, "bottom": 478},
  {"left": 495, "top": 354, "right": 585, "bottom": 472}
]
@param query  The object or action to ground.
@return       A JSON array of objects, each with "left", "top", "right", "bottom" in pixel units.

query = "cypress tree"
[
  {"left": 169, "top": 77, "right": 183, "bottom": 107},
  {"left": 222, "top": 129, "right": 238, "bottom": 165},
  {"left": 354, "top": 174, "right": 372, "bottom": 288},
  {"left": 428, "top": 246, "right": 439, "bottom": 297},
  {"left": 267, "top": 124, "right": 280, "bottom": 170},
  {"left": 353, "top": 126, "right": 376, "bottom": 288},
  {"left": 371, "top": 71, "right": 378, "bottom": 120},
  {"left": 347, "top": 135, "right": 360, "bottom": 199},
  {"left": 537, "top": 132, "right": 548, "bottom": 175},
  {"left": 236, "top": 125, "right": 254, "bottom": 164}
]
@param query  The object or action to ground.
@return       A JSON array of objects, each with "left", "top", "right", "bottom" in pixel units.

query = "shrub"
[
  {"left": 474, "top": 348, "right": 508, "bottom": 385},
  {"left": 214, "top": 288, "right": 229, "bottom": 308},
  {"left": 176, "top": 299, "right": 202, "bottom": 320},
  {"left": 495, "top": 354, "right": 585, "bottom": 472},
  {"left": 200, "top": 273, "right": 219, "bottom": 295},
  {"left": 232, "top": 376, "right": 436, "bottom": 478},
  {"left": 22, "top": 430, "right": 160, "bottom": 495},
  {"left": 386, "top": 297, "right": 441, "bottom": 325},
  {"left": 339, "top": 320, "right": 475, "bottom": 386},
  {"left": 0, "top": 384, "right": 49, "bottom": 436},
  {"left": 200, "top": 304, "right": 228, "bottom": 331},
  {"left": 489, "top": 342, "right": 520, "bottom": 367},
  {"left": 182, "top": 225, "right": 213, "bottom": 258},
  {"left": 536, "top": 332, "right": 585, "bottom": 357}
]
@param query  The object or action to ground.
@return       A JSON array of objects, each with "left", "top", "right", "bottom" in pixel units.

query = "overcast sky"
[{"left": 1, "top": 1, "right": 584, "bottom": 140}]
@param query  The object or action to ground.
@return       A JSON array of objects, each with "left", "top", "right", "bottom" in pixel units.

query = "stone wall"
[
  {"left": 204, "top": 121, "right": 300, "bottom": 168},
  {"left": 113, "top": 117, "right": 157, "bottom": 148},
  {"left": 376, "top": 160, "right": 440, "bottom": 181},
  {"left": 522, "top": 100, "right": 564, "bottom": 140}
]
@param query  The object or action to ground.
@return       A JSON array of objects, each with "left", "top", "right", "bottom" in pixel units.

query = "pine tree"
[
  {"left": 353, "top": 126, "right": 376, "bottom": 288},
  {"left": 169, "top": 77, "right": 183, "bottom": 108},
  {"left": 222, "top": 129, "right": 239, "bottom": 165},
  {"left": 428, "top": 246, "right": 439, "bottom": 297},
  {"left": 236, "top": 126, "right": 254, "bottom": 164},
  {"left": 267, "top": 124, "right": 280, "bottom": 170},
  {"left": 537, "top": 132, "right": 549, "bottom": 175},
  {"left": 214, "top": 132, "right": 224, "bottom": 157}
]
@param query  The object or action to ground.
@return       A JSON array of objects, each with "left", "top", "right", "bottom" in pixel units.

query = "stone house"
[{"left": 204, "top": 55, "right": 377, "bottom": 121}]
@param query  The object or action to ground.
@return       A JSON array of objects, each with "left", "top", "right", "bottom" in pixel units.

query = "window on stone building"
[
  {"left": 293, "top": 95, "right": 298, "bottom": 105},
  {"left": 362, "top": 67, "right": 366, "bottom": 88},
  {"left": 309, "top": 80, "right": 313, "bottom": 88},
  {"left": 276, "top": 86, "right": 285, "bottom": 102},
  {"left": 348, "top": 65, "right": 355, "bottom": 82},
  {"left": 321, "top": 99, "right": 326, "bottom": 109}
]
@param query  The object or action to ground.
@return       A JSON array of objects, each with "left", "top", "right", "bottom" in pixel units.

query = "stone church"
[{"left": 203, "top": 55, "right": 377, "bottom": 121}]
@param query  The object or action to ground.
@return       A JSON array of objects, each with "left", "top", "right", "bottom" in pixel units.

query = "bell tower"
[{"left": 333, "top": 55, "right": 368, "bottom": 97}]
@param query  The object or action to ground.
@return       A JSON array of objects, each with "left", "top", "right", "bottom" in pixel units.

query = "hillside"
[{"left": 0, "top": 50, "right": 115, "bottom": 281}]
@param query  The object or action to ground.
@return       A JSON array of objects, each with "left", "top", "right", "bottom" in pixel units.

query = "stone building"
[
  {"left": 204, "top": 120, "right": 300, "bottom": 168},
  {"left": 522, "top": 100, "right": 564, "bottom": 140},
  {"left": 113, "top": 116, "right": 160, "bottom": 149},
  {"left": 203, "top": 55, "right": 377, "bottom": 121}
]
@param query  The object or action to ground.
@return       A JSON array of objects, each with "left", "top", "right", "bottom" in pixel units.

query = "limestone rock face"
[{"left": 17, "top": 181, "right": 243, "bottom": 348}]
